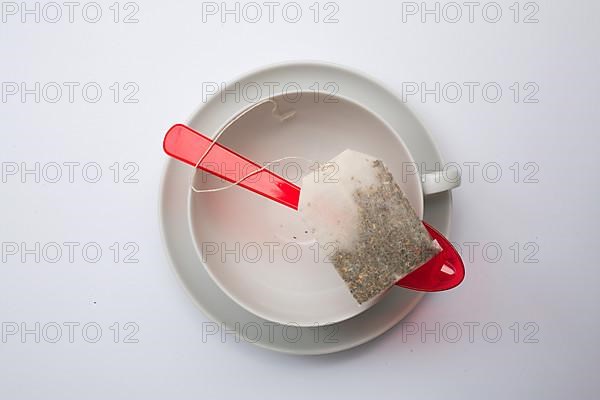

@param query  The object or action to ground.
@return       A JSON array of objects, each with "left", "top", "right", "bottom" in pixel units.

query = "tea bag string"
[{"left": 190, "top": 99, "right": 314, "bottom": 193}]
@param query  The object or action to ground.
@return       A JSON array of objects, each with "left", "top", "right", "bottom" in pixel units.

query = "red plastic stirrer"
[{"left": 163, "top": 124, "right": 464, "bottom": 292}]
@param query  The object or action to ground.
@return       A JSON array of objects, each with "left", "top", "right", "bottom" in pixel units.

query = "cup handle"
[{"left": 421, "top": 166, "right": 461, "bottom": 196}]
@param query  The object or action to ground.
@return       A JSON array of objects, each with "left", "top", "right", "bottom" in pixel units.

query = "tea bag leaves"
[{"left": 299, "top": 150, "right": 441, "bottom": 304}]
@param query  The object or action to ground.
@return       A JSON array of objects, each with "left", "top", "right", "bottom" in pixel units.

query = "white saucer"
[{"left": 159, "top": 61, "right": 452, "bottom": 354}]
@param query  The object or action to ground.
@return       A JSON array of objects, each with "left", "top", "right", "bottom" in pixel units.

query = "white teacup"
[{"left": 188, "top": 93, "right": 460, "bottom": 326}]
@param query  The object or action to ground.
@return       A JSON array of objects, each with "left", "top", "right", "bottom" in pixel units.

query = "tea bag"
[{"left": 299, "top": 149, "right": 441, "bottom": 304}]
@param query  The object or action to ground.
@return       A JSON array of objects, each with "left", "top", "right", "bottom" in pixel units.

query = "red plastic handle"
[{"left": 163, "top": 124, "right": 301, "bottom": 209}]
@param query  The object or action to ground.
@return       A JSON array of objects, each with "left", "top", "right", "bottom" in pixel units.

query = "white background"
[{"left": 1, "top": 0, "right": 599, "bottom": 398}]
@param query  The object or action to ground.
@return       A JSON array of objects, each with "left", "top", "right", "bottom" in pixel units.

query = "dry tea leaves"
[{"left": 299, "top": 150, "right": 440, "bottom": 304}]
